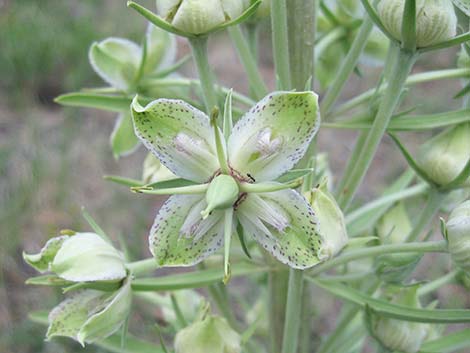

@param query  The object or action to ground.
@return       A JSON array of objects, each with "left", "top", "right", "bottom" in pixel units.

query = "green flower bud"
[
  {"left": 375, "top": 203, "right": 421, "bottom": 283},
  {"left": 46, "top": 278, "right": 132, "bottom": 346},
  {"left": 445, "top": 200, "right": 470, "bottom": 275},
  {"left": 378, "top": 0, "right": 457, "bottom": 48},
  {"left": 417, "top": 122, "right": 470, "bottom": 187},
  {"left": 157, "top": 0, "right": 250, "bottom": 35},
  {"left": 367, "top": 286, "right": 429, "bottom": 353},
  {"left": 306, "top": 181, "right": 348, "bottom": 259},
  {"left": 201, "top": 175, "right": 239, "bottom": 219},
  {"left": 142, "top": 152, "right": 177, "bottom": 184},
  {"left": 24, "top": 233, "right": 127, "bottom": 282},
  {"left": 174, "top": 315, "right": 241, "bottom": 353}
]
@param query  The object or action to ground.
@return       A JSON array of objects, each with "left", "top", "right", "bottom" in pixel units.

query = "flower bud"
[
  {"left": 174, "top": 315, "right": 241, "bottom": 353},
  {"left": 416, "top": 122, "right": 470, "bottom": 187},
  {"left": 201, "top": 175, "right": 239, "bottom": 219},
  {"left": 377, "top": 0, "right": 457, "bottom": 48},
  {"left": 142, "top": 152, "right": 177, "bottom": 184},
  {"left": 46, "top": 278, "right": 132, "bottom": 346},
  {"left": 367, "top": 286, "right": 429, "bottom": 353},
  {"left": 445, "top": 200, "right": 470, "bottom": 275},
  {"left": 306, "top": 180, "right": 348, "bottom": 259},
  {"left": 157, "top": 0, "right": 250, "bottom": 35},
  {"left": 24, "top": 232, "right": 127, "bottom": 282}
]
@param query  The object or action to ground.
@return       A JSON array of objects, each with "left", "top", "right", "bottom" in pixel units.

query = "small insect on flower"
[{"left": 131, "top": 91, "right": 326, "bottom": 281}]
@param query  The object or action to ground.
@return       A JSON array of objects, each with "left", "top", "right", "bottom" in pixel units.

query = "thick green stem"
[
  {"left": 228, "top": 25, "right": 268, "bottom": 100},
  {"left": 417, "top": 270, "right": 459, "bottom": 296},
  {"left": 321, "top": 16, "right": 374, "bottom": 115},
  {"left": 309, "top": 241, "right": 447, "bottom": 276},
  {"left": 268, "top": 268, "right": 289, "bottom": 353},
  {"left": 189, "top": 37, "right": 219, "bottom": 113},
  {"left": 271, "top": 0, "right": 291, "bottom": 89},
  {"left": 406, "top": 188, "right": 444, "bottom": 242},
  {"left": 246, "top": 23, "right": 259, "bottom": 62},
  {"left": 337, "top": 49, "right": 417, "bottom": 210},
  {"left": 281, "top": 269, "right": 304, "bottom": 353},
  {"left": 126, "top": 258, "right": 158, "bottom": 276},
  {"left": 287, "top": 0, "right": 316, "bottom": 90}
]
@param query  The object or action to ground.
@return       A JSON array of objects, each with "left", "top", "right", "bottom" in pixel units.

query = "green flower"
[
  {"left": 23, "top": 232, "right": 127, "bottom": 283},
  {"left": 174, "top": 313, "right": 241, "bottom": 353},
  {"left": 88, "top": 25, "right": 181, "bottom": 158},
  {"left": 131, "top": 91, "right": 325, "bottom": 278},
  {"left": 46, "top": 278, "right": 132, "bottom": 346}
]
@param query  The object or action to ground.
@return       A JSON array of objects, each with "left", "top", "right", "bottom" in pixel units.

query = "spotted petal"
[
  {"left": 236, "top": 189, "right": 323, "bottom": 269},
  {"left": 228, "top": 91, "right": 320, "bottom": 182},
  {"left": 131, "top": 97, "right": 219, "bottom": 182},
  {"left": 89, "top": 38, "right": 141, "bottom": 91},
  {"left": 150, "top": 194, "right": 225, "bottom": 266}
]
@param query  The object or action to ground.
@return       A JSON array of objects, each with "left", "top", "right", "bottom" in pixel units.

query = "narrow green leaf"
[
  {"left": 145, "top": 178, "right": 197, "bottom": 189},
  {"left": 420, "top": 31, "right": 470, "bottom": 53},
  {"left": 346, "top": 170, "right": 415, "bottom": 237},
  {"left": 359, "top": 0, "right": 396, "bottom": 42},
  {"left": 236, "top": 222, "right": 252, "bottom": 259},
  {"left": 25, "top": 274, "right": 72, "bottom": 287},
  {"left": 126, "top": 1, "right": 193, "bottom": 38},
  {"left": 442, "top": 157, "right": 470, "bottom": 190},
  {"left": 388, "top": 133, "right": 437, "bottom": 187},
  {"left": 454, "top": 81, "right": 470, "bottom": 99},
  {"left": 276, "top": 168, "right": 315, "bottom": 183},
  {"left": 131, "top": 263, "right": 267, "bottom": 291},
  {"left": 421, "top": 329, "right": 470, "bottom": 353},
  {"left": 29, "top": 311, "right": 165, "bottom": 353},
  {"left": 214, "top": 1, "right": 261, "bottom": 32},
  {"left": 401, "top": 0, "right": 417, "bottom": 51},
  {"left": 55, "top": 93, "right": 132, "bottom": 112},
  {"left": 308, "top": 279, "right": 470, "bottom": 323},
  {"left": 324, "top": 110, "right": 470, "bottom": 131},
  {"left": 104, "top": 175, "right": 144, "bottom": 188},
  {"left": 81, "top": 207, "right": 111, "bottom": 242}
]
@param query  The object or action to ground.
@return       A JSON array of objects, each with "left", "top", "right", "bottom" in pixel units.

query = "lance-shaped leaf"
[
  {"left": 237, "top": 189, "right": 323, "bottom": 269},
  {"left": 228, "top": 91, "right": 320, "bottom": 182},
  {"left": 149, "top": 195, "right": 225, "bottom": 267},
  {"left": 46, "top": 279, "right": 132, "bottom": 346},
  {"left": 89, "top": 38, "right": 141, "bottom": 91},
  {"left": 131, "top": 97, "right": 219, "bottom": 183}
]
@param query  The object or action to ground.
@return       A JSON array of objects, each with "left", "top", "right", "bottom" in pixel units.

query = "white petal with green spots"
[
  {"left": 237, "top": 189, "right": 323, "bottom": 269},
  {"left": 150, "top": 195, "right": 225, "bottom": 266},
  {"left": 228, "top": 92, "right": 320, "bottom": 182},
  {"left": 131, "top": 97, "right": 219, "bottom": 183}
]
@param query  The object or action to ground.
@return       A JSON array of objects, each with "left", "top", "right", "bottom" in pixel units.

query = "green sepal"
[
  {"left": 276, "top": 168, "right": 315, "bottom": 184},
  {"left": 110, "top": 112, "right": 140, "bottom": 159},
  {"left": 236, "top": 221, "right": 252, "bottom": 259},
  {"left": 55, "top": 92, "right": 150, "bottom": 112}
]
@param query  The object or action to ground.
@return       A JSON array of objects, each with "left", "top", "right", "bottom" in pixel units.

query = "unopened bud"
[
  {"left": 201, "top": 175, "right": 239, "bottom": 219},
  {"left": 417, "top": 122, "right": 470, "bottom": 187},
  {"left": 367, "top": 286, "right": 429, "bottom": 353},
  {"left": 378, "top": 0, "right": 457, "bottom": 48},
  {"left": 445, "top": 200, "right": 470, "bottom": 275},
  {"left": 24, "top": 233, "right": 127, "bottom": 282},
  {"left": 157, "top": 0, "right": 251, "bottom": 35},
  {"left": 174, "top": 314, "right": 241, "bottom": 353},
  {"left": 306, "top": 180, "right": 348, "bottom": 259}
]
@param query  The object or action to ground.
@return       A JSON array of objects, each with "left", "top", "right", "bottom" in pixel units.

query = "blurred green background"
[{"left": 0, "top": 1, "right": 468, "bottom": 353}]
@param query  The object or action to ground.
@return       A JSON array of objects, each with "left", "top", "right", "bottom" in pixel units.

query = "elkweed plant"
[{"left": 24, "top": 0, "right": 470, "bottom": 353}]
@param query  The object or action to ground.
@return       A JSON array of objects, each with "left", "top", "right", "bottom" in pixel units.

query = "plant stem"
[
  {"left": 309, "top": 241, "right": 447, "bottom": 276},
  {"left": 126, "top": 258, "right": 158, "bottom": 276},
  {"left": 417, "top": 270, "right": 459, "bottom": 296},
  {"left": 246, "top": 23, "right": 259, "bottom": 62},
  {"left": 287, "top": 0, "right": 316, "bottom": 90},
  {"left": 189, "top": 37, "right": 219, "bottom": 113},
  {"left": 321, "top": 15, "right": 374, "bottom": 115},
  {"left": 406, "top": 188, "right": 444, "bottom": 242},
  {"left": 228, "top": 25, "right": 268, "bottom": 100},
  {"left": 332, "top": 68, "right": 470, "bottom": 116},
  {"left": 337, "top": 49, "right": 417, "bottom": 210},
  {"left": 271, "top": 0, "right": 291, "bottom": 89},
  {"left": 281, "top": 269, "right": 304, "bottom": 353},
  {"left": 268, "top": 267, "right": 289, "bottom": 353}
]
